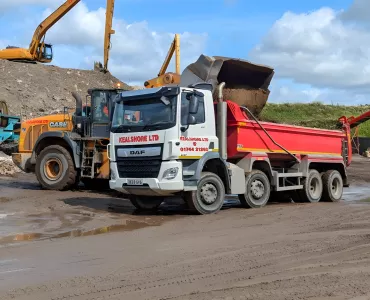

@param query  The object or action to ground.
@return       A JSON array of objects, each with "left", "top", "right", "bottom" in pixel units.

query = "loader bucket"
[{"left": 180, "top": 54, "right": 274, "bottom": 116}]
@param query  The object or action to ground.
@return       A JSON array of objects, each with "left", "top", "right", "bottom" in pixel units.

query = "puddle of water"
[
  {"left": 342, "top": 185, "right": 370, "bottom": 202},
  {"left": 0, "top": 219, "right": 160, "bottom": 246}
]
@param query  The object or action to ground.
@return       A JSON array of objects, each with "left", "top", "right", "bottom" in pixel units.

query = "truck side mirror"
[
  {"left": 189, "top": 95, "right": 199, "bottom": 114},
  {"left": 187, "top": 115, "right": 197, "bottom": 125}
]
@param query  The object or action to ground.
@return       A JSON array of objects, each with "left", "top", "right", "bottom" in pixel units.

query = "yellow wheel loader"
[{"left": 12, "top": 87, "right": 130, "bottom": 190}]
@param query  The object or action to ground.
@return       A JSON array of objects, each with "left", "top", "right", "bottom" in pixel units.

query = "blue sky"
[{"left": 1, "top": 0, "right": 369, "bottom": 105}]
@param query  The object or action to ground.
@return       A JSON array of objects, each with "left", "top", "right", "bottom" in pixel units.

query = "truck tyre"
[
  {"left": 297, "top": 169, "right": 323, "bottom": 203},
  {"left": 35, "top": 145, "right": 77, "bottom": 191},
  {"left": 238, "top": 170, "right": 271, "bottom": 208},
  {"left": 184, "top": 172, "right": 225, "bottom": 215},
  {"left": 129, "top": 195, "right": 164, "bottom": 211},
  {"left": 321, "top": 170, "right": 343, "bottom": 202}
]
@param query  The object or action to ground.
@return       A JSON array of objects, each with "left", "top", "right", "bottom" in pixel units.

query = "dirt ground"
[
  {"left": 0, "top": 155, "right": 370, "bottom": 300},
  {"left": 0, "top": 60, "right": 131, "bottom": 119}
]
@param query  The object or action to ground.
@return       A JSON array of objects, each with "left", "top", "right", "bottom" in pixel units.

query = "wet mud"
[
  {"left": 0, "top": 155, "right": 370, "bottom": 299},
  {"left": 0, "top": 155, "right": 370, "bottom": 247}
]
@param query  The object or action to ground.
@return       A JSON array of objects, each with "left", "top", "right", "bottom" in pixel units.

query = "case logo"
[{"left": 49, "top": 121, "right": 68, "bottom": 128}]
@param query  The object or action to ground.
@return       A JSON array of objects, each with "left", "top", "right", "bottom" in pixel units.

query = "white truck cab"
[{"left": 108, "top": 83, "right": 245, "bottom": 214}]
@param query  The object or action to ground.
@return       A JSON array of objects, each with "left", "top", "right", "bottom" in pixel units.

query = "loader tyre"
[
  {"left": 184, "top": 172, "right": 225, "bottom": 215},
  {"left": 238, "top": 170, "right": 271, "bottom": 208},
  {"left": 35, "top": 145, "right": 77, "bottom": 191},
  {"left": 129, "top": 195, "right": 164, "bottom": 211},
  {"left": 321, "top": 170, "right": 343, "bottom": 202},
  {"left": 297, "top": 169, "right": 323, "bottom": 203}
]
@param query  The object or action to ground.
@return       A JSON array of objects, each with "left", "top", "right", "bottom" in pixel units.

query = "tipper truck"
[{"left": 108, "top": 58, "right": 352, "bottom": 215}]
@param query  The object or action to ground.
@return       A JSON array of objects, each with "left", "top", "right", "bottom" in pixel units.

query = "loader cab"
[{"left": 78, "top": 89, "right": 127, "bottom": 138}]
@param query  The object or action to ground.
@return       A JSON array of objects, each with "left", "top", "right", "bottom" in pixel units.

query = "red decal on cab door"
[{"left": 119, "top": 134, "right": 159, "bottom": 143}]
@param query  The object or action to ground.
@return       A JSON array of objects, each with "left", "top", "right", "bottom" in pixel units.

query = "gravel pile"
[{"left": 0, "top": 151, "right": 21, "bottom": 176}]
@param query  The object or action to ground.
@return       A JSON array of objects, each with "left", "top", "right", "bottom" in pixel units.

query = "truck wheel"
[
  {"left": 297, "top": 169, "right": 323, "bottom": 203},
  {"left": 238, "top": 170, "right": 271, "bottom": 208},
  {"left": 321, "top": 170, "right": 343, "bottom": 202},
  {"left": 35, "top": 145, "right": 77, "bottom": 191},
  {"left": 129, "top": 195, "right": 164, "bottom": 211},
  {"left": 184, "top": 172, "right": 225, "bottom": 215}
]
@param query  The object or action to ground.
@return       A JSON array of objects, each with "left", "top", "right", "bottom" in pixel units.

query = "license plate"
[{"left": 127, "top": 178, "right": 144, "bottom": 185}]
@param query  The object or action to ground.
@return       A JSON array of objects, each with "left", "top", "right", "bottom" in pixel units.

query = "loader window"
[
  {"left": 92, "top": 92, "right": 110, "bottom": 123},
  {"left": 181, "top": 92, "right": 205, "bottom": 125}
]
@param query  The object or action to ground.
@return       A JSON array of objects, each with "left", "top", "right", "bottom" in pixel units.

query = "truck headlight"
[{"left": 163, "top": 167, "right": 179, "bottom": 180}]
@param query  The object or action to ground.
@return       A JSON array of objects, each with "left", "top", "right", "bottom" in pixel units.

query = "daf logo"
[
  {"left": 117, "top": 146, "right": 161, "bottom": 158},
  {"left": 130, "top": 150, "right": 145, "bottom": 155},
  {"left": 49, "top": 121, "right": 68, "bottom": 128}
]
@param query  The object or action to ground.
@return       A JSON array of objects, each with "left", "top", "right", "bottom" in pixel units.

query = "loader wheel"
[
  {"left": 321, "top": 170, "right": 343, "bottom": 202},
  {"left": 238, "top": 170, "right": 271, "bottom": 208},
  {"left": 35, "top": 145, "right": 77, "bottom": 191},
  {"left": 297, "top": 169, "right": 323, "bottom": 203},
  {"left": 129, "top": 195, "right": 164, "bottom": 211},
  {"left": 184, "top": 172, "right": 225, "bottom": 215}
]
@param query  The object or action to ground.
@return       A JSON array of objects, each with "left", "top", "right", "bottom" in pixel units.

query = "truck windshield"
[{"left": 111, "top": 96, "right": 177, "bottom": 133}]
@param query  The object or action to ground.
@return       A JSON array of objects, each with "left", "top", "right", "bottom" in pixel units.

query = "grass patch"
[
  {"left": 360, "top": 198, "right": 370, "bottom": 203},
  {"left": 260, "top": 102, "right": 370, "bottom": 137}
]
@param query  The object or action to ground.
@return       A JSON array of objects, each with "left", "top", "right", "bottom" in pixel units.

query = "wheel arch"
[
  {"left": 183, "top": 152, "right": 230, "bottom": 193},
  {"left": 251, "top": 160, "right": 273, "bottom": 182},
  {"left": 308, "top": 162, "right": 347, "bottom": 185},
  {"left": 31, "top": 132, "right": 80, "bottom": 168}
]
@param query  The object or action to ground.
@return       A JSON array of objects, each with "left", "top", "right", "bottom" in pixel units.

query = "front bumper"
[{"left": 109, "top": 160, "right": 184, "bottom": 196}]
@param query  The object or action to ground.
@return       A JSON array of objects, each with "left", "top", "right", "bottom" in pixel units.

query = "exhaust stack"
[
  {"left": 71, "top": 92, "right": 83, "bottom": 116},
  {"left": 217, "top": 82, "right": 227, "bottom": 160}
]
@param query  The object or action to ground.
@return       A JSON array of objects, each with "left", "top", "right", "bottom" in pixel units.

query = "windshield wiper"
[
  {"left": 142, "top": 121, "right": 170, "bottom": 131},
  {"left": 111, "top": 124, "right": 129, "bottom": 133}
]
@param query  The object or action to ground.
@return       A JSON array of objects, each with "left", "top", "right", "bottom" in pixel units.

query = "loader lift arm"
[{"left": 144, "top": 34, "right": 180, "bottom": 88}]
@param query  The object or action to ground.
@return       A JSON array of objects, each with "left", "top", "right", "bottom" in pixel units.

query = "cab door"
[{"left": 179, "top": 91, "right": 216, "bottom": 159}]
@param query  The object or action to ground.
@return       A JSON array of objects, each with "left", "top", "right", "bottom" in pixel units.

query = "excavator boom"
[
  {"left": 29, "top": 0, "right": 80, "bottom": 58},
  {"left": 0, "top": 0, "right": 80, "bottom": 63},
  {"left": 144, "top": 34, "right": 181, "bottom": 88},
  {"left": 103, "top": 0, "right": 115, "bottom": 72}
]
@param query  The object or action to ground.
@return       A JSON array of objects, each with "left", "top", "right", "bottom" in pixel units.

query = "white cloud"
[
  {"left": 0, "top": 0, "right": 61, "bottom": 12},
  {"left": 249, "top": 1, "right": 370, "bottom": 101},
  {"left": 268, "top": 80, "right": 370, "bottom": 105},
  {"left": 39, "top": 2, "right": 207, "bottom": 85}
]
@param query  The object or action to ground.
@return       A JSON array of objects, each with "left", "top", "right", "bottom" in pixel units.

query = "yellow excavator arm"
[
  {"left": 29, "top": 0, "right": 81, "bottom": 61},
  {"left": 144, "top": 34, "right": 180, "bottom": 88},
  {"left": 0, "top": 0, "right": 80, "bottom": 63},
  {"left": 104, "top": 0, "right": 115, "bottom": 72}
]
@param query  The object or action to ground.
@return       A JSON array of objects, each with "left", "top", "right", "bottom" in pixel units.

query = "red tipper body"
[{"left": 224, "top": 101, "right": 352, "bottom": 166}]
